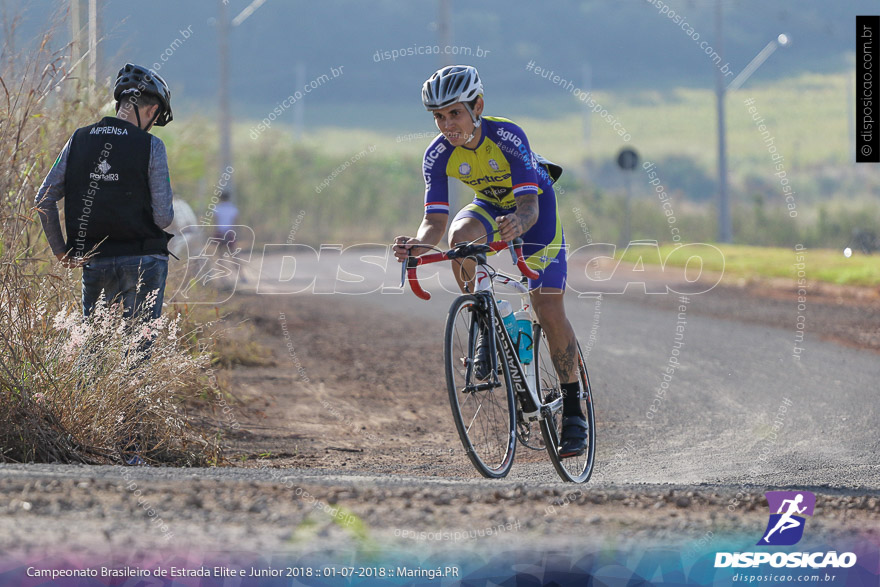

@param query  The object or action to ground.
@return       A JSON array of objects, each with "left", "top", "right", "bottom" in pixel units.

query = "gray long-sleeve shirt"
[{"left": 35, "top": 131, "right": 174, "bottom": 256}]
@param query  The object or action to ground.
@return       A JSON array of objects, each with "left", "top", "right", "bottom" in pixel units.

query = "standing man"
[
  {"left": 36, "top": 63, "right": 175, "bottom": 322},
  {"left": 393, "top": 65, "right": 588, "bottom": 458}
]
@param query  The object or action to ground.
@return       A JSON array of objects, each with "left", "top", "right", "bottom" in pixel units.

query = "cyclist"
[
  {"left": 35, "top": 63, "right": 175, "bottom": 323},
  {"left": 393, "top": 65, "right": 587, "bottom": 458}
]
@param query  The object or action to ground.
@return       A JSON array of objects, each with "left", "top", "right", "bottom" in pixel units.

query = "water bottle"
[
  {"left": 514, "top": 310, "right": 533, "bottom": 364},
  {"left": 496, "top": 300, "right": 517, "bottom": 341}
]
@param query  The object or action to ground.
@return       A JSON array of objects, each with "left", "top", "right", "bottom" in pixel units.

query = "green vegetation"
[
  {"left": 154, "top": 72, "right": 877, "bottom": 255},
  {"left": 617, "top": 243, "right": 880, "bottom": 287}
]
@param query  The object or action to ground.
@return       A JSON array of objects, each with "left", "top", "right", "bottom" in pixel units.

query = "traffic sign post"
[{"left": 617, "top": 147, "right": 639, "bottom": 247}]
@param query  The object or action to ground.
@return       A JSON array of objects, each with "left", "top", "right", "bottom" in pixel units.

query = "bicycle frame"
[
  {"left": 475, "top": 264, "right": 562, "bottom": 423},
  {"left": 402, "top": 239, "right": 562, "bottom": 424}
]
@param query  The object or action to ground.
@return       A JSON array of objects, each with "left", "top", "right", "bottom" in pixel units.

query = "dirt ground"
[{"left": 216, "top": 291, "right": 535, "bottom": 476}]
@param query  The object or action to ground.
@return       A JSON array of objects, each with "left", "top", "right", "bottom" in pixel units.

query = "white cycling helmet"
[{"left": 422, "top": 65, "right": 483, "bottom": 133}]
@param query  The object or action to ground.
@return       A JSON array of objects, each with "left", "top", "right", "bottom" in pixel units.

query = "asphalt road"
[{"left": 247, "top": 248, "right": 880, "bottom": 489}]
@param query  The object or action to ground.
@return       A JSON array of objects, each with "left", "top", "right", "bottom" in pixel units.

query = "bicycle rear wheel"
[
  {"left": 444, "top": 295, "right": 516, "bottom": 478},
  {"left": 535, "top": 324, "right": 596, "bottom": 483}
]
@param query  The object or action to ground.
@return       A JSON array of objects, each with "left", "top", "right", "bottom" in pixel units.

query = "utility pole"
[
  {"left": 69, "top": 0, "right": 98, "bottom": 88},
  {"left": 218, "top": 0, "right": 234, "bottom": 200},
  {"left": 581, "top": 62, "right": 592, "bottom": 180},
  {"left": 438, "top": 0, "right": 466, "bottom": 214},
  {"left": 88, "top": 0, "right": 97, "bottom": 85},
  {"left": 714, "top": 0, "right": 731, "bottom": 243},
  {"left": 581, "top": 63, "right": 591, "bottom": 150},
  {"left": 219, "top": 0, "right": 271, "bottom": 189},
  {"left": 69, "top": 0, "right": 83, "bottom": 83},
  {"left": 438, "top": 0, "right": 452, "bottom": 66},
  {"left": 293, "top": 61, "right": 305, "bottom": 140}
]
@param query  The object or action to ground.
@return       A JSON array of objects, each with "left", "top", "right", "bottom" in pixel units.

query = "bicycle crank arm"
[
  {"left": 521, "top": 408, "right": 541, "bottom": 422},
  {"left": 540, "top": 397, "right": 564, "bottom": 419}
]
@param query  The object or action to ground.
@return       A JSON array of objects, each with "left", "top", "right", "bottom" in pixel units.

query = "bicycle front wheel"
[
  {"left": 444, "top": 294, "right": 516, "bottom": 478},
  {"left": 535, "top": 325, "right": 596, "bottom": 483}
]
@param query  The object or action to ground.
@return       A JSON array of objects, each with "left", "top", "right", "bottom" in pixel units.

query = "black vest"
[{"left": 64, "top": 116, "right": 171, "bottom": 257}]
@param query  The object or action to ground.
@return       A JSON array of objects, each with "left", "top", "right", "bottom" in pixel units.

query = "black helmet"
[{"left": 114, "top": 63, "right": 173, "bottom": 126}]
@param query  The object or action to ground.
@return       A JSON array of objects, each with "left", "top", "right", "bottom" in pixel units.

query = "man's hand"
[
  {"left": 497, "top": 194, "right": 539, "bottom": 242},
  {"left": 393, "top": 236, "right": 422, "bottom": 262},
  {"left": 495, "top": 214, "right": 526, "bottom": 242},
  {"left": 56, "top": 252, "right": 83, "bottom": 268}
]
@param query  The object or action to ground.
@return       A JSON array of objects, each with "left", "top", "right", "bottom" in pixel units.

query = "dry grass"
[{"left": 0, "top": 14, "right": 222, "bottom": 465}]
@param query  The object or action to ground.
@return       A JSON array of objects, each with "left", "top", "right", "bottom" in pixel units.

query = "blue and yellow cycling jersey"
[
  {"left": 422, "top": 116, "right": 567, "bottom": 290},
  {"left": 422, "top": 116, "right": 556, "bottom": 214}
]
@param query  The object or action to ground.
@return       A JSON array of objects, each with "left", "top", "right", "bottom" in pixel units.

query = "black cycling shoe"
[
  {"left": 558, "top": 416, "right": 589, "bottom": 458},
  {"left": 473, "top": 329, "right": 491, "bottom": 381}
]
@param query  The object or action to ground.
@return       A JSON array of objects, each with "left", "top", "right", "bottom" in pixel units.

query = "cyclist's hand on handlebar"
[
  {"left": 393, "top": 236, "right": 420, "bottom": 262},
  {"left": 495, "top": 214, "right": 525, "bottom": 242}
]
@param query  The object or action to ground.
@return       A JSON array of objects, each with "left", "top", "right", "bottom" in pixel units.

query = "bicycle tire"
[
  {"left": 444, "top": 294, "right": 517, "bottom": 478},
  {"left": 535, "top": 325, "right": 596, "bottom": 483}
]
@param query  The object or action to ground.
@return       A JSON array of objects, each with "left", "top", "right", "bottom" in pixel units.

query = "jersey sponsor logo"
[
  {"left": 459, "top": 162, "right": 472, "bottom": 176},
  {"left": 463, "top": 172, "right": 511, "bottom": 186},
  {"left": 534, "top": 159, "right": 552, "bottom": 182},
  {"left": 90, "top": 126, "right": 128, "bottom": 135},
  {"left": 496, "top": 127, "right": 522, "bottom": 147},
  {"left": 89, "top": 159, "right": 119, "bottom": 181},
  {"left": 423, "top": 142, "right": 447, "bottom": 191},
  {"left": 479, "top": 186, "right": 511, "bottom": 202},
  {"left": 496, "top": 128, "right": 533, "bottom": 171},
  {"left": 518, "top": 143, "right": 532, "bottom": 169},
  {"left": 423, "top": 143, "right": 447, "bottom": 171},
  {"left": 488, "top": 158, "right": 500, "bottom": 171}
]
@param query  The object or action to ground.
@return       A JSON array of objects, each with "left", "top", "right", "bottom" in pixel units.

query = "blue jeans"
[{"left": 82, "top": 255, "right": 168, "bottom": 320}]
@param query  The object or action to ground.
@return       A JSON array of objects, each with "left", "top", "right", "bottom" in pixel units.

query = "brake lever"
[
  {"left": 508, "top": 237, "right": 523, "bottom": 264},
  {"left": 399, "top": 251, "right": 408, "bottom": 289}
]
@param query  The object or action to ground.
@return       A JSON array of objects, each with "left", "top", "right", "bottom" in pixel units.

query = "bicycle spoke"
[{"left": 465, "top": 401, "right": 482, "bottom": 434}]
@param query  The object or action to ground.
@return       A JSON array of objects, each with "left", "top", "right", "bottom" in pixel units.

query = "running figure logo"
[
  {"left": 169, "top": 224, "right": 254, "bottom": 305},
  {"left": 759, "top": 490, "right": 816, "bottom": 546}
]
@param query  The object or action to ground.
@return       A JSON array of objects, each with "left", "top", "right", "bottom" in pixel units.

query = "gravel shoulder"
[{"left": 1, "top": 464, "right": 878, "bottom": 557}]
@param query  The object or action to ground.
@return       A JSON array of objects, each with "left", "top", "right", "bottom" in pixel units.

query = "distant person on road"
[
  {"left": 392, "top": 65, "right": 588, "bottom": 458},
  {"left": 212, "top": 190, "right": 239, "bottom": 248},
  {"left": 35, "top": 63, "right": 176, "bottom": 323}
]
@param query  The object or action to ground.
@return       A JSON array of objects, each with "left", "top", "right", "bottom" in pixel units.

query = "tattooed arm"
[{"left": 497, "top": 193, "right": 539, "bottom": 241}]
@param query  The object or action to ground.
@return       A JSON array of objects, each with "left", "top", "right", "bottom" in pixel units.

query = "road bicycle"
[{"left": 400, "top": 238, "right": 595, "bottom": 483}]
